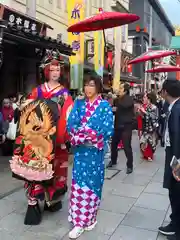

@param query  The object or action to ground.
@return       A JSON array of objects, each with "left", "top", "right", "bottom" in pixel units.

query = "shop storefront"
[
  {"left": 85, "top": 39, "right": 111, "bottom": 76},
  {"left": 0, "top": 4, "right": 73, "bottom": 99},
  {"left": 170, "top": 36, "right": 180, "bottom": 80},
  {"left": 120, "top": 49, "right": 142, "bottom": 84}
]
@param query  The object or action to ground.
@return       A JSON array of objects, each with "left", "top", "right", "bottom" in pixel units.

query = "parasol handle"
[
  {"left": 103, "top": 29, "right": 107, "bottom": 48},
  {"left": 151, "top": 60, "right": 157, "bottom": 93},
  {"left": 98, "top": 8, "right": 107, "bottom": 48}
]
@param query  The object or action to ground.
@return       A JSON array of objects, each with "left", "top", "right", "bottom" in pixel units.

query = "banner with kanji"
[
  {"left": 68, "top": 0, "right": 84, "bottom": 90},
  {"left": 94, "top": 9, "right": 104, "bottom": 78},
  {"left": 113, "top": 27, "right": 121, "bottom": 91}
]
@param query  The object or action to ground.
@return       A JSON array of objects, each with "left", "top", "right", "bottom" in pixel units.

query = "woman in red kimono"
[
  {"left": 23, "top": 51, "right": 73, "bottom": 225},
  {"left": 139, "top": 93, "right": 158, "bottom": 161}
]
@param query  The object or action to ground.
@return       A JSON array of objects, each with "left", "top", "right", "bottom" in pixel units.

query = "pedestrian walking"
[
  {"left": 67, "top": 72, "right": 113, "bottom": 239},
  {"left": 1, "top": 98, "right": 14, "bottom": 156},
  {"left": 107, "top": 82, "right": 134, "bottom": 174},
  {"left": 158, "top": 80, "right": 180, "bottom": 240},
  {"left": 158, "top": 93, "right": 169, "bottom": 147},
  {"left": 139, "top": 92, "right": 159, "bottom": 161},
  {"left": 10, "top": 50, "right": 73, "bottom": 226}
]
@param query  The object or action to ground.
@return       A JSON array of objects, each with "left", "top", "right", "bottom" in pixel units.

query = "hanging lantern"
[{"left": 106, "top": 50, "right": 113, "bottom": 70}]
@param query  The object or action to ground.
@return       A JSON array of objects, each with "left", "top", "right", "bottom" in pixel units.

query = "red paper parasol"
[
  {"left": 128, "top": 50, "right": 176, "bottom": 65},
  {"left": 146, "top": 64, "right": 180, "bottom": 73},
  {"left": 67, "top": 11, "right": 140, "bottom": 32}
]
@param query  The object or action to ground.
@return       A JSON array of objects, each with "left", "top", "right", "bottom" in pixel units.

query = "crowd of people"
[
  {"left": 104, "top": 84, "right": 166, "bottom": 171},
  {"left": 1, "top": 50, "right": 179, "bottom": 239}
]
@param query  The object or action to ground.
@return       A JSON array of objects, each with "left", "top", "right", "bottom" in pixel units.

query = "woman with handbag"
[{"left": 1, "top": 98, "right": 15, "bottom": 156}]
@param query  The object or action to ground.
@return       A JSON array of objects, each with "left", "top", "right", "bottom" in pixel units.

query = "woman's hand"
[
  {"left": 173, "top": 169, "right": 180, "bottom": 182},
  {"left": 0, "top": 134, "right": 6, "bottom": 144},
  {"left": 139, "top": 107, "right": 146, "bottom": 114}
]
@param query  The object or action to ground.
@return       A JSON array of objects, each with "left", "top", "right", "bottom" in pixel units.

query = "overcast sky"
[{"left": 159, "top": 0, "right": 180, "bottom": 25}]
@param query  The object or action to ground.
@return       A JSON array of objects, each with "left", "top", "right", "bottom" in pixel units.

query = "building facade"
[
  {"left": 1, "top": 0, "right": 133, "bottom": 88},
  {"left": 2, "top": 0, "right": 128, "bottom": 43},
  {"left": 0, "top": 1, "right": 74, "bottom": 98},
  {"left": 128, "top": 0, "right": 175, "bottom": 80}
]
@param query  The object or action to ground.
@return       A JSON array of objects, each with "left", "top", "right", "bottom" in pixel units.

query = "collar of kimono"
[
  {"left": 44, "top": 82, "right": 62, "bottom": 93},
  {"left": 81, "top": 95, "right": 102, "bottom": 126}
]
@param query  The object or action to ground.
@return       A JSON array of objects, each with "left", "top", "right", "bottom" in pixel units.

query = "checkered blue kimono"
[{"left": 67, "top": 96, "right": 113, "bottom": 227}]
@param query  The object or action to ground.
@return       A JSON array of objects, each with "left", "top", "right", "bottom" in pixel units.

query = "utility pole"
[
  {"left": 149, "top": 5, "right": 153, "bottom": 49},
  {"left": 26, "top": 0, "right": 36, "bottom": 17},
  {"left": 148, "top": 5, "right": 153, "bottom": 91},
  {"left": 145, "top": 5, "right": 153, "bottom": 92}
]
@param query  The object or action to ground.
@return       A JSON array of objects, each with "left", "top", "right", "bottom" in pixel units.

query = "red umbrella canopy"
[
  {"left": 146, "top": 64, "right": 180, "bottom": 73},
  {"left": 67, "top": 11, "right": 140, "bottom": 32},
  {"left": 128, "top": 50, "right": 176, "bottom": 65}
]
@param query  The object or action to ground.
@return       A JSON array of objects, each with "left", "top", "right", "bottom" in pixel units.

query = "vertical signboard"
[
  {"left": 68, "top": 1, "right": 84, "bottom": 90},
  {"left": 176, "top": 55, "right": 180, "bottom": 80},
  {"left": 113, "top": 26, "right": 121, "bottom": 91}
]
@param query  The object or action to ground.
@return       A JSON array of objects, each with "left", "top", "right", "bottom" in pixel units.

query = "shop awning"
[
  {"left": 3, "top": 27, "right": 74, "bottom": 56},
  {"left": 84, "top": 61, "right": 109, "bottom": 75},
  {"left": 120, "top": 74, "right": 142, "bottom": 84},
  {"left": 0, "top": 4, "right": 74, "bottom": 56}
]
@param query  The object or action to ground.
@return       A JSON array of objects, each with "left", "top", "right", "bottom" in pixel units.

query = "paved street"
[
  {"left": 0, "top": 156, "right": 23, "bottom": 199},
  {"left": 0, "top": 133, "right": 170, "bottom": 240}
]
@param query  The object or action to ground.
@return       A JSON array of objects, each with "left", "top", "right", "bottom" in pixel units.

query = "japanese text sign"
[
  {"left": 68, "top": 1, "right": 84, "bottom": 64},
  {"left": 2, "top": 6, "right": 42, "bottom": 33}
]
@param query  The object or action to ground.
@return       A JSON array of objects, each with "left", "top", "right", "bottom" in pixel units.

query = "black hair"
[
  {"left": 8, "top": 93, "right": 18, "bottom": 102},
  {"left": 147, "top": 92, "right": 157, "bottom": 105},
  {"left": 134, "top": 93, "right": 144, "bottom": 104},
  {"left": 20, "top": 94, "right": 28, "bottom": 104},
  {"left": 84, "top": 71, "right": 103, "bottom": 93},
  {"left": 162, "top": 80, "right": 180, "bottom": 98},
  {"left": 123, "top": 83, "right": 130, "bottom": 95}
]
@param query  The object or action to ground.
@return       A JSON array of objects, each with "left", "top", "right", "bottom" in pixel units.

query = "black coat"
[
  {"left": 114, "top": 94, "right": 134, "bottom": 129},
  {"left": 159, "top": 101, "right": 169, "bottom": 137},
  {"left": 163, "top": 99, "right": 180, "bottom": 189}
]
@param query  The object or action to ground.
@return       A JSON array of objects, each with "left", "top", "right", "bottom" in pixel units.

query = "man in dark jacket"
[
  {"left": 158, "top": 80, "right": 180, "bottom": 240},
  {"left": 158, "top": 92, "right": 169, "bottom": 147},
  {"left": 107, "top": 83, "right": 134, "bottom": 174}
]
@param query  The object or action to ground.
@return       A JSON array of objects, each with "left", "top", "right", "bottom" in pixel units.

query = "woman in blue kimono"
[{"left": 67, "top": 73, "right": 113, "bottom": 239}]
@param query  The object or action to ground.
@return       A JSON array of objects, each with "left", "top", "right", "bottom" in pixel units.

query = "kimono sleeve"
[
  {"left": 151, "top": 106, "right": 159, "bottom": 129},
  {"left": 56, "top": 95, "right": 73, "bottom": 144},
  {"left": 67, "top": 99, "right": 81, "bottom": 134},
  {"left": 98, "top": 102, "right": 114, "bottom": 142},
  {"left": 28, "top": 87, "right": 38, "bottom": 100}
]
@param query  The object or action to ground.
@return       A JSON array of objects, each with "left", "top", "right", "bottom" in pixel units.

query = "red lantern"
[
  {"left": 128, "top": 64, "right": 132, "bottom": 73},
  {"left": 106, "top": 51, "right": 113, "bottom": 69}
]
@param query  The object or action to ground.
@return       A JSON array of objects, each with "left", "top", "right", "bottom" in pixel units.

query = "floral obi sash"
[{"left": 70, "top": 96, "right": 104, "bottom": 150}]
